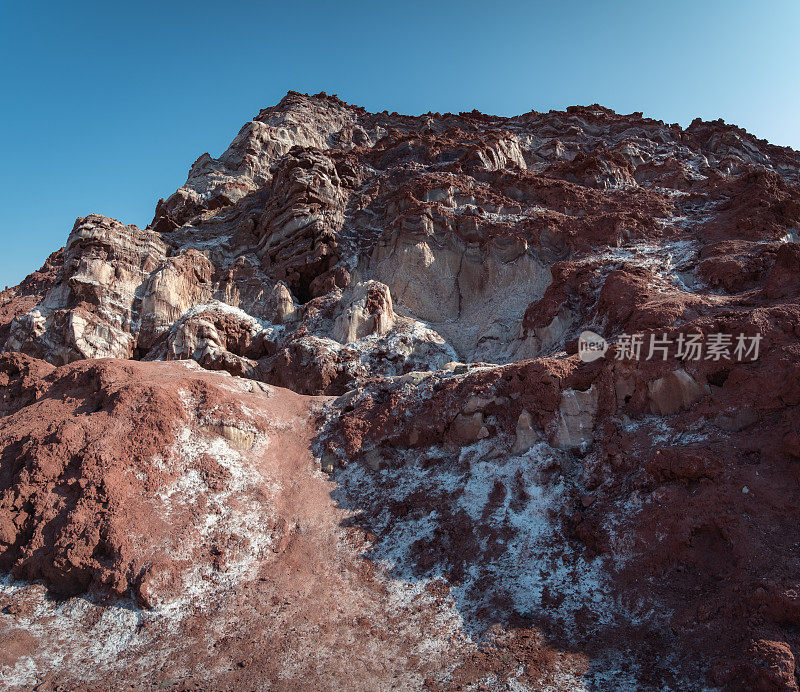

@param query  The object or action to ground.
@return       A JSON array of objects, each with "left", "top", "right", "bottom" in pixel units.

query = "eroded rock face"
[
  {"left": 332, "top": 280, "right": 395, "bottom": 344},
  {"left": 0, "top": 355, "right": 281, "bottom": 602},
  {"left": 551, "top": 385, "right": 599, "bottom": 450},
  {"left": 6, "top": 215, "right": 169, "bottom": 363},
  {"left": 255, "top": 148, "right": 350, "bottom": 300},
  {"left": 3, "top": 93, "right": 800, "bottom": 688},
  {"left": 6, "top": 92, "right": 800, "bottom": 393},
  {"left": 647, "top": 368, "right": 709, "bottom": 415}
]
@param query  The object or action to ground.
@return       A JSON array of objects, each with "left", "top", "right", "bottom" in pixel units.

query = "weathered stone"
[
  {"left": 512, "top": 409, "right": 539, "bottom": 454},
  {"left": 362, "top": 449, "right": 388, "bottom": 471},
  {"left": 449, "top": 412, "right": 485, "bottom": 445},
  {"left": 209, "top": 424, "right": 256, "bottom": 450},
  {"left": 552, "top": 386, "right": 599, "bottom": 450},
  {"left": 648, "top": 369, "right": 709, "bottom": 416},
  {"left": 333, "top": 281, "right": 395, "bottom": 344},
  {"left": 396, "top": 371, "right": 433, "bottom": 387},
  {"left": 713, "top": 409, "right": 758, "bottom": 432},
  {"left": 268, "top": 282, "right": 298, "bottom": 323},
  {"left": 463, "top": 395, "right": 495, "bottom": 414}
]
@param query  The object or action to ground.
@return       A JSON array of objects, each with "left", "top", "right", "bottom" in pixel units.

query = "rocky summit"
[{"left": 1, "top": 91, "right": 800, "bottom": 690}]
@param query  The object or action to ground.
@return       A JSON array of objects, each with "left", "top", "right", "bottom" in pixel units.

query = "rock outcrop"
[{"left": 2, "top": 92, "right": 800, "bottom": 689}]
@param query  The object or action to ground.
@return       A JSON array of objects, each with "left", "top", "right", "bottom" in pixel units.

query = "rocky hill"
[{"left": 1, "top": 91, "right": 800, "bottom": 689}]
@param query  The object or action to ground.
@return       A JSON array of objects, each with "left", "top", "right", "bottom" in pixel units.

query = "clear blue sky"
[{"left": 1, "top": 0, "right": 799, "bottom": 289}]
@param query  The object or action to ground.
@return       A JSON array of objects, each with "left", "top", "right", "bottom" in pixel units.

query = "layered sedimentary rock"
[{"left": 2, "top": 92, "right": 800, "bottom": 689}]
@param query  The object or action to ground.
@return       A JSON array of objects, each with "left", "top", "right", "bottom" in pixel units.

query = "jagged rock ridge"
[{"left": 6, "top": 91, "right": 800, "bottom": 394}]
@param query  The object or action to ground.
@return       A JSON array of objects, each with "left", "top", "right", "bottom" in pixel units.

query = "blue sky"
[{"left": 1, "top": 0, "right": 799, "bottom": 288}]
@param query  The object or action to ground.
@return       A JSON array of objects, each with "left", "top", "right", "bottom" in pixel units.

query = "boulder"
[
  {"left": 449, "top": 412, "right": 486, "bottom": 445},
  {"left": 333, "top": 281, "right": 395, "bottom": 344},
  {"left": 648, "top": 369, "right": 709, "bottom": 415},
  {"left": 512, "top": 409, "right": 539, "bottom": 454},
  {"left": 551, "top": 386, "right": 598, "bottom": 450}
]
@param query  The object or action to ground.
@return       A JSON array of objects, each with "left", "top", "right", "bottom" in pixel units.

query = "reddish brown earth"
[{"left": 2, "top": 92, "right": 800, "bottom": 689}]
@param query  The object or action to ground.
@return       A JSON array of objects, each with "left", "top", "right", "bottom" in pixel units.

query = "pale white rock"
[
  {"left": 138, "top": 250, "right": 215, "bottom": 347},
  {"left": 160, "top": 92, "right": 367, "bottom": 223},
  {"left": 6, "top": 214, "right": 168, "bottom": 363},
  {"left": 207, "top": 424, "right": 256, "bottom": 451},
  {"left": 552, "top": 386, "right": 599, "bottom": 450},
  {"left": 512, "top": 409, "right": 539, "bottom": 454},
  {"left": 512, "top": 306, "right": 576, "bottom": 360},
  {"left": 647, "top": 369, "right": 709, "bottom": 416},
  {"left": 333, "top": 281, "right": 395, "bottom": 344},
  {"left": 469, "top": 134, "right": 528, "bottom": 171},
  {"left": 395, "top": 371, "right": 434, "bottom": 387},
  {"left": 268, "top": 282, "right": 298, "bottom": 324},
  {"left": 463, "top": 395, "right": 495, "bottom": 415},
  {"left": 368, "top": 233, "right": 550, "bottom": 362}
]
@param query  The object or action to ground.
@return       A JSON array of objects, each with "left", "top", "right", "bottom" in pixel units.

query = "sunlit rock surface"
[{"left": 2, "top": 92, "right": 800, "bottom": 689}]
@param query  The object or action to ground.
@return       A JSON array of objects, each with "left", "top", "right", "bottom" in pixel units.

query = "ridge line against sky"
[{"left": 1, "top": 0, "right": 799, "bottom": 288}]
